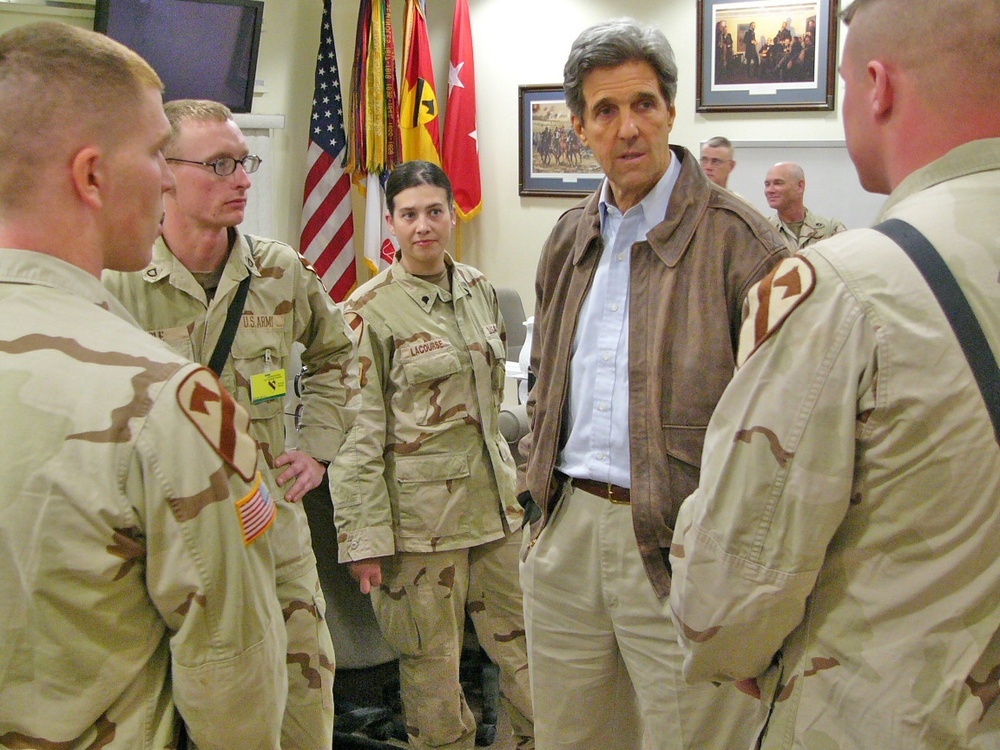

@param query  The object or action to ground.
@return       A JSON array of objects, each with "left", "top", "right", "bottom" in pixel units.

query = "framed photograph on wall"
[
  {"left": 696, "top": 0, "right": 839, "bottom": 113},
  {"left": 518, "top": 84, "right": 604, "bottom": 198}
]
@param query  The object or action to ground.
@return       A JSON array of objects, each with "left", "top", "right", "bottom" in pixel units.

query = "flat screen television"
[{"left": 94, "top": 0, "right": 264, "bottom": 114}]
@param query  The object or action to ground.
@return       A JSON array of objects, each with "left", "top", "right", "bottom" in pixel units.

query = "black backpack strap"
[
  {"left": 207, "top": 234, "right": 253, "bottom": 376},
  {"left": 874, "top": 218, "right": 1000, "bottom": 445}
]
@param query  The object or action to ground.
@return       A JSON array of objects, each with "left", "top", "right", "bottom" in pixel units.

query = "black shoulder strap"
[
  {"left": 207, "top": 234, "right": 253, "bottom": 377},
  {"left": 873, "top": 218, "right": 1000, "bottom": 445}
]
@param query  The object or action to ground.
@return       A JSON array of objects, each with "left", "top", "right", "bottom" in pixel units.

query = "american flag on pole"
[{"left": 300, "top": 0, "right": 357, "bottom": 302}]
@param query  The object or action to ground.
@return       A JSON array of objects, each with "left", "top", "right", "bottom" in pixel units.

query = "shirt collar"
[
  {"left": 141, "top": 231, "right": 258, "bottom": 288},
  {"left": 389, "top": 252, "right": 468, "bottom": 313},
  {"left": 0, "top": 248, "right": 138, "bottom": 324},
  {"left": 598, "top": 151, "right": 681, "bottom": 239}
]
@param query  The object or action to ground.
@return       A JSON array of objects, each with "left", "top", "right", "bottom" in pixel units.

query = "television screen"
[{"left": 94, "top": 0, "right": 264, "bottom": 114}]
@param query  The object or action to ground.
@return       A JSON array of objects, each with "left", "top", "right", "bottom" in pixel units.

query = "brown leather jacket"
[{"left": 520, "top": 145, "right": 788, "bottom": 597}]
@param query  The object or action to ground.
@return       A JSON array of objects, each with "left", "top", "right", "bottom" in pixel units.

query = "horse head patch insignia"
[{"left": 737, "top": 256, "right": 816, "bottom": 368}]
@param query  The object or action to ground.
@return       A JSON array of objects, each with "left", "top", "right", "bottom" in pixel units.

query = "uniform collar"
[
  {"left": 140, "top": 229, "right": 260, "bottom": 303},
  {"left": 390, "top": 251, "right": 469, "bottom": 313},
  {"left": 0, "top": 248, "right": 140, "bottom": 325}
]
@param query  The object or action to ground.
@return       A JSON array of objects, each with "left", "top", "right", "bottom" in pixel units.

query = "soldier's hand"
[
  {"left": 349, "top": 559, "right": 383, "bottom": 595},
  {"left": 274, "top": 450, "right": 326, "bottom": 503}
]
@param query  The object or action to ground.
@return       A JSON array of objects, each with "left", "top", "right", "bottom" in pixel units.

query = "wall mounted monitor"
[{"left": 94, "top": 0, "right": 264, "bottom": 114}]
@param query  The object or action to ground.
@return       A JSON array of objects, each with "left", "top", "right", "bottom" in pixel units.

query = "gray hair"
[
  {"left": 563, "top": 18, "right": 678, "bottom": 121},
  {"left": 704, "top": 136, "right": 734, "bottom": 154}
]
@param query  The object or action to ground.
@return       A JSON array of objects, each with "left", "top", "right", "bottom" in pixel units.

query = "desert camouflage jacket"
[
  {"left": 330, "top": 255, "right": 524, "bottom": 560},
  {"left": 671, "top": 139, "right": 1000, "bottom": 748},
  {"left": 104, "top": 232, "right": 358, "bottom": 581},
  {"left": 0, "top": 250, "right": 287, "bottom": 749},
  {"left": 769, "top": 206, "right": 847, "bottom": 251}
]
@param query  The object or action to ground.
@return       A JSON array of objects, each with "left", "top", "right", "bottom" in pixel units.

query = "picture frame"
[
  {"left": 518, "top": 84, "right": 604, "bottom": 198},
  {"left": 696, "top": 0, "right": 839, "bottom": 113}
]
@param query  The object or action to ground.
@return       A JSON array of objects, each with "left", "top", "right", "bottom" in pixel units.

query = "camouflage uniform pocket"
[
  {"left": 394, "top": 452, "right": 471, "bottom": 539},
  {"left": 399, "top": 345, "right": 464, "bottom": 425},
  {"left": 231, "top": 330, "right": 288, "bottom": 420}
]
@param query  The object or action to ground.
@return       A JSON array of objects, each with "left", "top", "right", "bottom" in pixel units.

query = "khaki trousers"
[
  {"left": 520, "top": 484, "right": 757, "bottom": 750},
  {"left": 371, "top": 534, "right": 534, "bottom": 750}
]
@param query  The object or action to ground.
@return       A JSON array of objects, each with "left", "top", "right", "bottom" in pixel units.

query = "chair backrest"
[{"left": 495, "top": 287, "right": 527, "bottom": 362}]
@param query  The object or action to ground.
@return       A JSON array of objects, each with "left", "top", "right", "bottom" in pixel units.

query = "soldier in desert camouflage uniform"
[
  {"left": 764, "top": 162, "right": 847, "bottom": 251},
  {"left": 103, "top": 100, "right": 357, "bottom": 750},
  {"left": 330, "top": 161, "right": 533, "bottom": 750},
  {"left": 0, "top": 23, "right": 286, "bottom": 749},
  {"left": 670, "top": 1, "right": 1000, "bottom": 747}
]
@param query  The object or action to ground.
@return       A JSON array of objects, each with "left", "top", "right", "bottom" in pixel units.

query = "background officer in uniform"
[
  {"left": 330, "top": 161, "right": 533, "bottom": 750},
  {"left": 671, "top": 0, "right": 1000, "bottom": 747},
  {"left": 103, "top": 99, "right": 358, "bottom": 750},
  {"left": 0, "top": 22, "right": 287, "bottom": 749},
  {"left": 764, "top": 161, "right": 847, "bottom": 250}
]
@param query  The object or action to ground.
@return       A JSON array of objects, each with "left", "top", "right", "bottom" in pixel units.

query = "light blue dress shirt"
[{"left": 557, "top": 155, "right": 681, "bottom": 488}]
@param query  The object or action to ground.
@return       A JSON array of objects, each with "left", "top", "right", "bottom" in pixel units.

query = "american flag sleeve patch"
[{"left": 236, "top": 472, "right": 276, "bottom": 545}]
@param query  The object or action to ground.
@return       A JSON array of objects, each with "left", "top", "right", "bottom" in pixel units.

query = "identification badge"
[{"left": 250, "top": 369, "right": 287, "bottom": 403}]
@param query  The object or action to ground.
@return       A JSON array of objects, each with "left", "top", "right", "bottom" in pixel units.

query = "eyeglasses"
[
  {"left": 700, "top": 157, "right": 729, "bottom": 167},
  {"left": 166, "top": 154, "right": 262, "bottom": 176}
]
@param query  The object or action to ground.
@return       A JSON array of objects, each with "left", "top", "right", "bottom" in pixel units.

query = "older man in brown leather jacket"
[{"left": 517, "top": 17, "right": 788, "bottom": 750}]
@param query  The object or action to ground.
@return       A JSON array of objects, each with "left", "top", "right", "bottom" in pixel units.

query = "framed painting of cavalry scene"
[{"left": 518, "top": 84, "right": 604, "bottom": 197}]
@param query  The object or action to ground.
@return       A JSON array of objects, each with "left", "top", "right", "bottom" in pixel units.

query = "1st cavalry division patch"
[
  {"left": 176, "top": 367, "right": 258, "bottom": 481},
  {"left": 737, "top": 255, "right": 817, "bottom": 368}
]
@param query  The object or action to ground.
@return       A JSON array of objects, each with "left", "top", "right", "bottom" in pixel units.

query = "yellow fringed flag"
[{"left": 347, "top": 0, "right": 401, "bottom": 276}]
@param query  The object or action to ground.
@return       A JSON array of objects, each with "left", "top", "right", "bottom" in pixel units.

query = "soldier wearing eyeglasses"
[{"left": 104, "top": 99, "right": 359, "bottom": 750}]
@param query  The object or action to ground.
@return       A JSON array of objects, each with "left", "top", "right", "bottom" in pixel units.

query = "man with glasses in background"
[
  {"left": 699, "top": 136, "right": 737, "bottom": 190},
  {"left": 104, "top": 99, "right": 358, "bottom": 750}
]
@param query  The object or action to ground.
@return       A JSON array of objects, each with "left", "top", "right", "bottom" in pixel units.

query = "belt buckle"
[{"left": 607, "top": 484, "right": 629, "bottom": 504}]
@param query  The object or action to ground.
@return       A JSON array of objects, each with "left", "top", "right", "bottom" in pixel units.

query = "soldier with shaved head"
[
  {"left": 671, "top": 0, "right": 1000, "bottom": 746},
  {"left": 764, "top": 161, "right": 846, "bottom": 251},
  {"left": 0, "top": 22, "right": 286, "bottom": 749}
]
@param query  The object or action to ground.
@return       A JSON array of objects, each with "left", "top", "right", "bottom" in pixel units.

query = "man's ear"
[
  {"left": 70, "top": 146, "right": 103, "bottom": 210},
  {"left": 869, "top": 60, "right": 893, "bottom": 121},
  {"left": 572, "top": 115, "right": 588, "bottom": 147}
]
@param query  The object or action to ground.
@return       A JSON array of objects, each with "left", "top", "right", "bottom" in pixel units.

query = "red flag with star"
[{"left": 442, "top": 0, "right": 481, "bottom": 221}]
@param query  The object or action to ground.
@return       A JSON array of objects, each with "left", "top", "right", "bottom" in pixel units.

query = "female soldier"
[{"left": 330, "top": 161, "right": 533, "bottom": 750}]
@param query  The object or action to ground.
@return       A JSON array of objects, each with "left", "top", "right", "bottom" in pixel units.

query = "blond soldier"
[
  {"left": 103, "top": 100, "right": 357, "bottom": 749},
  {"left": 330, "top": 161, "right": 533, "bottom": 750},
  {"left": 0, "top": 22, "right": 286, "bottom": 749},
  {"left": 671, "top": 1, "right": 1000, "bottom": 747},
  {"left": 764, "top": 161, "right": 847, "bottom": 250}
]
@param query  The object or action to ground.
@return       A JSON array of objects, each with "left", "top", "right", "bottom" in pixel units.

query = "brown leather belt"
[{"left": 571, "top": 477, "right": 631, "bottom": 504}]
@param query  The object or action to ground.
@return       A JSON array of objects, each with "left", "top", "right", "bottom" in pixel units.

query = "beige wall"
[
  {"left": 321, "top": 0, "right": 850, "bottom": 312},
  {"left": 0, "top": 0, "right": 852, "bottom": 314}
]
